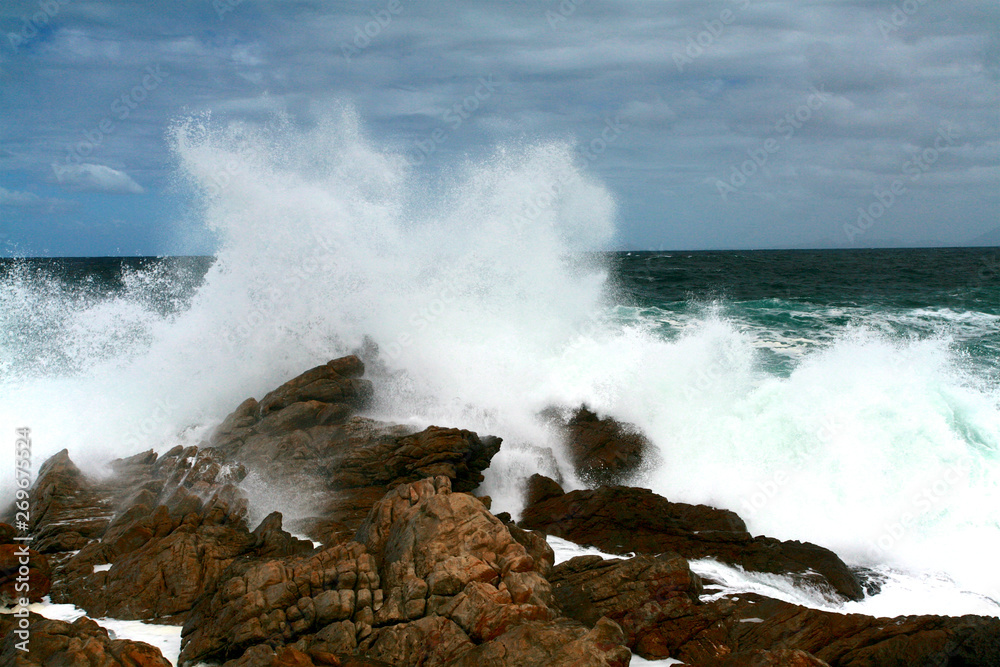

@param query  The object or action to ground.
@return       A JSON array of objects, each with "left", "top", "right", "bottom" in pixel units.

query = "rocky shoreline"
[{"left": 3, "top": 356, "right": 999, "bottom": 666}]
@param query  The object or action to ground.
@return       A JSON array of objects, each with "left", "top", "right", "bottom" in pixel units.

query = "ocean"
[{"left": 2, "top": 118, "right": 998, "bottom": 622}]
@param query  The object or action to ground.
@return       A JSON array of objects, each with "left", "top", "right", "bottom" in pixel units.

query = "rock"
[
  {"left": 180, "top": 477, "right": 631, "bottom": 666},
  {"left": 549, "top": 553, "right": 702, "bottom": 653},
  {"left": 357, "top": 616, "right": 475, "bottom": 666},
  {"left": 356, "top": 476, "right": 555, "bottom": 640},
  {"left": 257, "top": 356, "right": 370, "bottom": 416},
  {"left": 10, "top": 449, "right": 116, "bottom": 559},
  {"left": 51, "top": 448, "right": 309, "bottom": 622},
  {"left": 0, "top": 523, "right": 15, "bottom": 544},
  {"left": 563, "top": 406, "right": 651, "bottom": 486},
  {"left": 521, "top": 485, "right": 863, "bottom": 601},
  {"left": 641, "top": 592, "right": 1000, "bottom": 666},
  {"left": 209, "top": 357, "right": 503, "bottom": 534},
  {"left": 709, "top": 649, "right": 831, "bottom": 666},
  {"left": 0, "top": 612, "right": 172, "bottom": 666},
  {"left": 448, "top": 617, "right": 632, "bottom": 667},
  {"left": 0, "top": 544, "right": 51, "bottom": 603},
  {"left": 179, "top": 541, "right": 379, "bottom": 665},
  {"left": 524, "top": 473, "right": 564, "bottom": 507}
]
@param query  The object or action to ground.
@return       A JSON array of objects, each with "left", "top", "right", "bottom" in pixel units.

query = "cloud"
[
  {"left": 1, "top": 0, "right": 997, "bottom": 249},
  {"left": 0, "top": 186, "right": 41, "bottom": 206},
  {"left": 50, "top": 163, "right": 145, "bottom": 194}
]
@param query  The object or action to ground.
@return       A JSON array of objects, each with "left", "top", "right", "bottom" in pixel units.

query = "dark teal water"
[{"left": 609, "top": 248, "right": 1000, "bottom": 379}]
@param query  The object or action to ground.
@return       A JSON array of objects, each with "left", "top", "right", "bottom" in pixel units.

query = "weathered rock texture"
[
  {"left": 179, "top": 476, "right": 630, "bottom": 667},
  {"left": 0, "top": 612, "right": 172, "bottom": 666},
  {"left": 521, "top": 483, "right": 863, "bottom": 601}
]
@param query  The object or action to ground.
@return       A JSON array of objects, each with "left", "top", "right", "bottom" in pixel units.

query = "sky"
[{"left": 0, "top": 0, "right": 998, "bottom": 255}]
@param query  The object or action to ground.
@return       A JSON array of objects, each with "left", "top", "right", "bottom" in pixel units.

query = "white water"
[
  {"left": 1, "top": 599, "right": 182, "bottom": 665},
  {"left": 2, "top": 110, "right": 998, "bottom": 617}
]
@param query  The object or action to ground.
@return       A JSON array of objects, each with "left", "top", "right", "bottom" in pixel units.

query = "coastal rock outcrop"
[
  {"left": 179, "top": 476, "right": 630, "bottom": 667},
  {"left": 561, "top": 406, "right": 651, "bottom": 486},
  {"left": 657, "top": 592, "right": 1000, "bottom": 666},
  {"left": 549, "top": 553, "right": 702, "bottom": 651},
  {"left": 520, "top": 483, "right": 864, "bottom": 601},
  {"left": 0, "top": 612, "right": 172, "bottom": 667},
  {"left": 10, "top": 354, "right": 1000, "bottom": 667},
  {"left": 210, "top": 357, "right": 502, "bottom": 535}
]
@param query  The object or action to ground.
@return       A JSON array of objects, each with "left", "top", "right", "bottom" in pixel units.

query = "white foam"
[{"left": 5, "top": 599, "right": 182, "bottom": 666}]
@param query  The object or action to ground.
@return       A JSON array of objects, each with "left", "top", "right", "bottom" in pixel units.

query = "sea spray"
[{"left": 2, "top": 111, "right": 999, "bottom": 616}]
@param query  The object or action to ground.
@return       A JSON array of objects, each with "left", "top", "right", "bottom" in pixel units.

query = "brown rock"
[
  {"left": 549, "top": 553, "right": 702, "bottom": 653},
  {"left": 208, "top": 357, "right": 503, "bottom": 535},
  {"left": 179, "top": 541, "right": 378, "bottom": 665},
  {"left": 358, "top": 616, "right": 474, "bottom": 666},
  {"left": 0, "top": 523, "right": 15, "bottom": 544},
  {"left": 52, "top": 462, "right": 310, "bottom": 622},
  {"left": 448, "top": 616, "right": 632, "bottom": 667},
  {"left": 563, "top": 405, "right": 651, "bottom": 486},
  {"left": 0, "top": 612, "right": 172, "bottom": 666},
  {"left": 524, "top": 473, "right": 564, "bottom": 507},
  {"left": 521, "top": 485, "right": 863, "bottom": 601},
  {"left": 0, "top": 544, "right": 51, "bottom": 603},
  {"left": 639, "top": 592, "right": 1000, "bottom": 667},
  {"left": 710, "top": 649, "right": 831, "bottom": 666},
  {"left": 12, "top": 449, "right": 115, "bottom": 559}
]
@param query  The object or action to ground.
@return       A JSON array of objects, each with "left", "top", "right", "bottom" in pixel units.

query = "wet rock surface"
[
  {"left": 561, "top": 405, "right": 651, "bottom": 486},
  {"left": 520, "top": 483, "right": 864, "bottom": 602}
]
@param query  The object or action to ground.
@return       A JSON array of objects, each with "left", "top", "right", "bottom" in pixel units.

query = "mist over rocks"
[{"left": 4, "top": 355, "right": 1000, "bottom": 666}]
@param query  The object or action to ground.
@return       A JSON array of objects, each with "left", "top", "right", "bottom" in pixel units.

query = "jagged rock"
[
  {"left": 0, "top": 612, "right": 172, "bottom": 666},
  {"left": 549, "top": 553, "right": 702, "bottom": 654},
  {"left": 0, "top": 544, "right": 51, "bottom": 603},
  {"left": 520, "top": 485, "right": 863, "bottom": 601},
  {"left": 179, "top": 477, "right": 630, "bottom": 666},
  {"left": 636, "top": 592, "right": 1000, "bottom": 666},
  {"left": 356, "top": 476, "right": 554, "bottom": 641},
  {"left": 52, "top": 456, "right": 309, "bottom": 622},
  {"left": 209, "top": 357, "right": 502, "bottom": 534},
  {"left": 179, "top": 541, "right": 379, "bottom": 665},
  {"left": 0, "top": 523, "right": 16, "bottom": 544},
  {"left": 357, "top": 616, "right": 474, "bottom": 666},
  {"left": 13, "top": 449, "right": 116, "bottom": 559},
  {"left": 448, "top": 617, "right": 632, "bottom": 667},
  {"left": 563, "top": 406, "right": 651, "bottom": 486}
]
